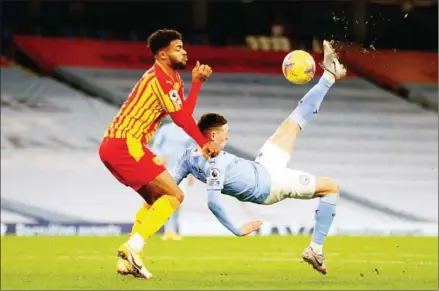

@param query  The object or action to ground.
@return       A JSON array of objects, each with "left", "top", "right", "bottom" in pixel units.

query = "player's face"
[
  {"left": 166, "top": 40, "right": 187, "bottom": 70},
  {"left": 212, "top": 124, "right": 229, "bottom": 150}
]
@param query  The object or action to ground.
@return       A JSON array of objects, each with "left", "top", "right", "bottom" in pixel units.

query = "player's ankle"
[
  {"left": 128, "top": 232, "right": 145, "bottom": 252},
  {"left": 322, "top": 71, "right": 336, "bottom": 84},
  {"left": 310, "top": 241, "right": 323, "bottom": 254}
]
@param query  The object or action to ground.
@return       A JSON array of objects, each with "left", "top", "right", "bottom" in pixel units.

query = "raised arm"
[
  {"left": 152, "top": 76, "right": 207, "bottom": 148},
  {"left": 184, "top": 61, "right": 212, "bottom": 115}
]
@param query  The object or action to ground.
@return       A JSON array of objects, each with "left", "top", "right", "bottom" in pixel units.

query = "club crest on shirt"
[
  {"left": 299, "top": 174, "right": 310, "bottom": 185},
  {"left": 209, "top": 168, "right": 220, "bottom": 180}
]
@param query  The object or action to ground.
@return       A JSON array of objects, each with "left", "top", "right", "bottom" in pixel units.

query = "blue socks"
[
  {"left": 289, "top": 76, "right": 334, "bottom": 129},
  {"left": 311, "top": 194, "right": 338, "bottom": 252},
  {"left": 164, "top": 210, "right": 180, "bottom": 233}
]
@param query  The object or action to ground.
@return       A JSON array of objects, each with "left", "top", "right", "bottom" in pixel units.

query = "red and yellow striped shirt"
[{"left": 104, "top": 62, "right": 184, "bottom": 144}]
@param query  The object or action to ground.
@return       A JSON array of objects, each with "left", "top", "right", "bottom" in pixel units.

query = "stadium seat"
[
  {"left": 270, "top": 36, "right": 291, "bottom": 52},
  {"left": 257, "top": 36, "right": 272, "bottom": 51},
  {"left": 245, "top": 35, "right": 259, "bottom": 51}
]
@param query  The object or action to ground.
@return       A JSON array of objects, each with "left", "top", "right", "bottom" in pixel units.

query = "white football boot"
[
  {"left": 302, "top": 246, "right": 328, "bottom": 275},
  {"left": 321, "top": 40, "right": 347, "bottom": 80},
  {"left": 116, "top": 258, "right": 142, "bottom": 278},
  {"left": 117, "top": 243, "right": 153, "bottom": 279}
]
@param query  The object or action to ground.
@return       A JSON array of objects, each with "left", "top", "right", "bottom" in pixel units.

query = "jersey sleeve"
[
  {"left": 151, "top": 66, "right": 207, "bottom": 147},
  {"left": 206, "top": 159, "right": 226, "bottom": 192},
  {"left": 171, "top": 151, "right": 190, "bottom": 185},
  {"left": 207, "top": 189, "right": 241, "bottom": 236},
  {"left": 152, "top": 76, "right": 182, "bottom": 113}
]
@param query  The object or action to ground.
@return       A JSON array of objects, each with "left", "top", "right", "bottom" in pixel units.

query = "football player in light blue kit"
[
  {"left": 172, "top": 40, "right": 347, "bottom": 275},
  {"left": 151, "top": 120, "right": 196, "bottom": 241}
]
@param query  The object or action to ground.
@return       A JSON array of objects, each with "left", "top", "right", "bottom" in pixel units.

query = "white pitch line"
[
  {"left": 46, "top": 255, "right": 438, "bottom": 265},
  {"left": 361, "top": 252, "right": 432, "bottom": 258}
]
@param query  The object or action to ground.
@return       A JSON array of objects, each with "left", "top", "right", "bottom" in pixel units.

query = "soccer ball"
[{"left": 282, "top": 50, "right": 316, "bottom": 85}]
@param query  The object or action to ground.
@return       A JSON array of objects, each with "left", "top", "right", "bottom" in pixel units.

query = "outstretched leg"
[{"left": 257, "top": 40, "right": 347, "bottom": 167}]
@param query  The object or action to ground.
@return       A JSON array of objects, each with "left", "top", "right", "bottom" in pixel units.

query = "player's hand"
[
  {"left": 188, "top": 174, "right": 195, "bottom": 186},
  {"left": 201, "top": 141, "right": 220, "bottom": 159},
  {"left": 192, "top": 61, "right": 212, "bottom": 83},
  {"left": 240, "top": 220, "right": 263, "bottom": 236}
]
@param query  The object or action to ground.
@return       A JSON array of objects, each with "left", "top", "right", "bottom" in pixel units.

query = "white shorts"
[{"left": 254, "top": 141, "right": 316, "bottom": 205}]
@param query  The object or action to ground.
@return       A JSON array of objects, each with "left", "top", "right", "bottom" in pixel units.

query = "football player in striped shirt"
[{"left": 99, "top": 29, "right": 219, "bottom": 279}]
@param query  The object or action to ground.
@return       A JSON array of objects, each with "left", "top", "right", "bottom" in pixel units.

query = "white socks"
[
  {"left": 322, "top": 71, "right": 336, "bottom": 84},
  {"left": 310, "top": 241, "right": 323, "bottom": 255},
  {"left": 127, "top": 233, "right": 145, "bottom": 252}
]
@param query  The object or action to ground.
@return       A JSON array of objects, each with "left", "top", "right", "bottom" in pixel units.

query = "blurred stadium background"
[{"left": 1, "top": 0, "right": 437, "bottom": 239}]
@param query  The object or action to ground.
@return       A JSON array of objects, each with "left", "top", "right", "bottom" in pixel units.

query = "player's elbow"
[
  {"left": 169, "top": 111, "right": 186, "bottom": 128},
  {"left": 207, "top": 201, "right": 222, "bottom": 216},
  {"left": 207, "top": 201, "right": 216, "bottom": 211}
]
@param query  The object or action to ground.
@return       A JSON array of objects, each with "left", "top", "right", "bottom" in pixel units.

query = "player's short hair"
[
  {"left": 198, "top": 113, "right": 228, "bottom": 134},
  {"left": 147, "top": 29, "right": 182, "bottom": 55}
]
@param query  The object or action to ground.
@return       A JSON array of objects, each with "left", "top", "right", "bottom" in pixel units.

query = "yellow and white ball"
[{"left": 282, "top": 50, "right": 316, "bottom": 85}]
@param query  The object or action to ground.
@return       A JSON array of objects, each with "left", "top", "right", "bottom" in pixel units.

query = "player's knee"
[
  {"left": 315, "top": 177, "right": 339, "bottom": 196},
  {"left": 172, "top": 189, "right": 185, "bottom": 203},
  {"left": 329, "top": 178, "right": 340, "bottom": 194}
]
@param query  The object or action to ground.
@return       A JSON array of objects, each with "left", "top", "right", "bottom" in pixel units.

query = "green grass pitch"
[{"left": 1, "top": 236, "right": 437, "bottom": 290}]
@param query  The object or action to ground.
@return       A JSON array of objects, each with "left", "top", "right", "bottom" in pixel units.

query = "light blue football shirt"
[
  {"left": 151, "top": 122, "right": 196, "bottom": 170},
  {"left": 172, "top": 149, "right": 271, "bottom": 204}
]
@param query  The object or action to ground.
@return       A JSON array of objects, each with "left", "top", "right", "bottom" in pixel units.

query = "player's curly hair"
[
  {"left": 147, "top": 29, "right": 182, "bottom": 55},
  {"left": 198, "top": 113, "right": 228, "bottom": 134}
]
